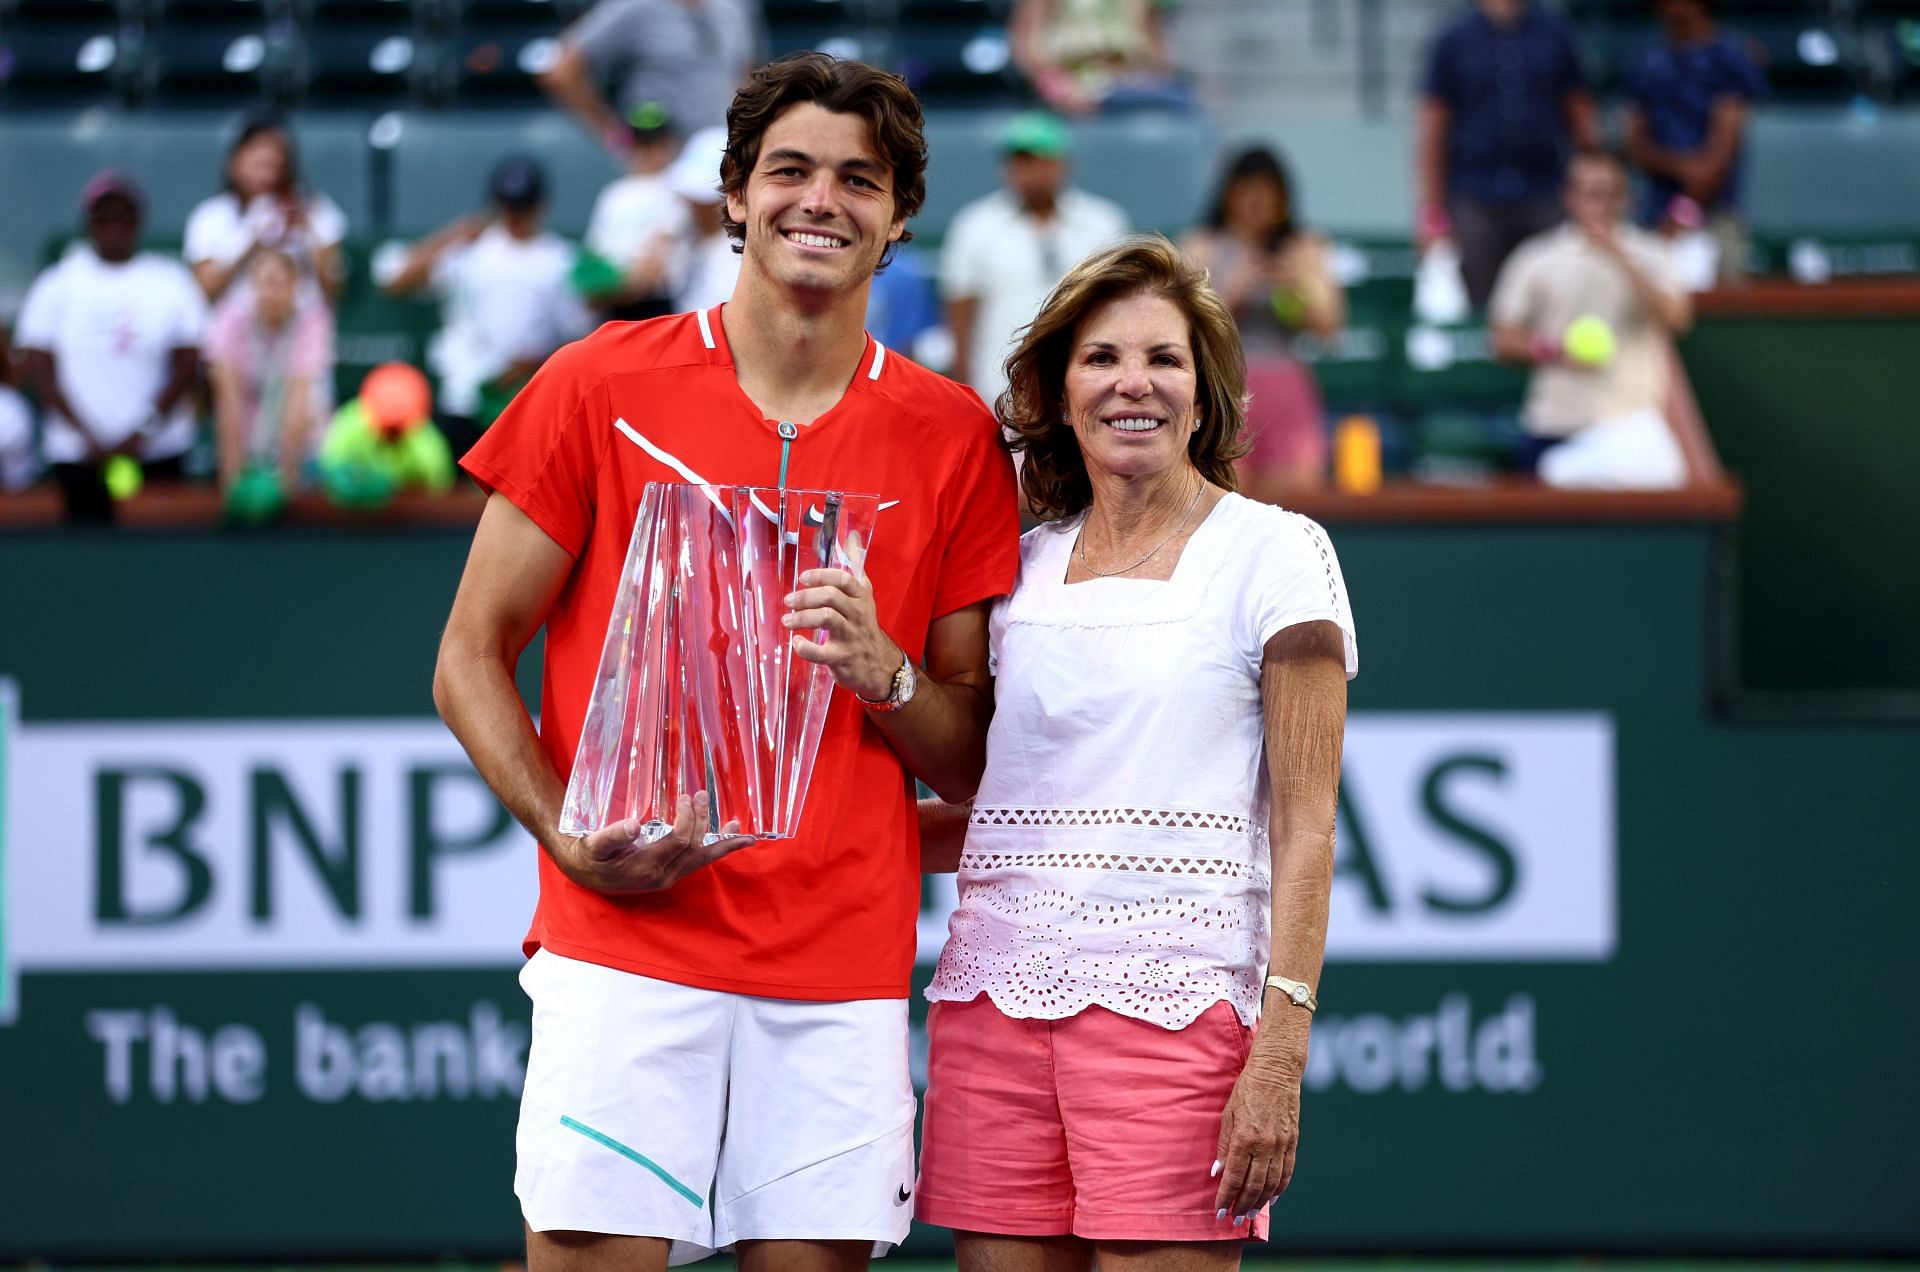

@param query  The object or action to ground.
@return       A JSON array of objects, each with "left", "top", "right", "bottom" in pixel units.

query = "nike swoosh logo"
[
  {"left": 895, "top": 1185, "right": 912, "bottom": 1205},
  {"left": 806, "top": 500, "right": 901, "bottom": 524}
]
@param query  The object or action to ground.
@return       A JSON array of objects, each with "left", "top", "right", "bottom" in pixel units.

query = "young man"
[
  {"left": 1488, "top": 149, "right": 1693, "bottom": 488},
  {"left": 384, "top": 155, "right": 591, "bottom": 458},
  {"left": 434, "top": 52, "right": 1019, "bottom": 1272}
]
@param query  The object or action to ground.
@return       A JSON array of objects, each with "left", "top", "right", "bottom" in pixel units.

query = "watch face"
[{"left": 1291, "top": 985, "right": 1310, "bottom": 1005}]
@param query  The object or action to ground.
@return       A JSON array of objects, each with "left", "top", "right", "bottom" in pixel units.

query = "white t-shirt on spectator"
[
  {"left": 927, "top": 493, "right": 1358, "bottom": 1031},
  {"left": 184, "top": 189, "right": 348, "bottom": 308},
  {"left": 587, "top": 172, "right": 691, "bottom": 276},
  {"left": 0, "top": 385, "right": 35, "bottom": 490},
  {"left": 15, "top": 246, "right": 209, "bottom": 464},
  {"left": 940, "top": 188, "right": 1129, "bottom": 409},
  {"left": 428, "top": 223, "right": 592, "bottom": 417}
]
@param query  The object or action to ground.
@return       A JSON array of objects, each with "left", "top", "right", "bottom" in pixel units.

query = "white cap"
[{"left": 666, "top": 126, "right": 728, "bottom": 205}]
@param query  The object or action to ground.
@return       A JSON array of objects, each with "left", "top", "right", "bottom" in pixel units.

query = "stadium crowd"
[{"left": 0, "top": 0, "right": 1771, "bottom": 521}]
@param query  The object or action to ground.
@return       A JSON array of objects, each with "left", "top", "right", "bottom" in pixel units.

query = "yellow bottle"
[{"left": 1333, "top": 415, "right": 1382, "bottom": 494}]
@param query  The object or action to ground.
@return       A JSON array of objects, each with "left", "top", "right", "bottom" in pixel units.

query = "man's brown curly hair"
[
  {"left": 1001, "top": 234, "right": 1251, "bottom": 521},
  {"left": 719, "top": 52, "right": 927, "bottom": 269}
]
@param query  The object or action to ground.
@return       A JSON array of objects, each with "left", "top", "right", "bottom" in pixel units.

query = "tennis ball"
[
  {"left": 102, "top": 454, "right": 143, "bottom": 501},
  {"left": 1269, "top": 285, "right": 1307, "bottom": 327},
  {"left": 1563, "top": 314, "right": 1617, "bottom": 368}
]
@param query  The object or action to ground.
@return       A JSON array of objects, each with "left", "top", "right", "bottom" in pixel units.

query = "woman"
[
  {"left": 185, "top": 114, "right": 347, "bottom": 308},
  {"left": 1181, "top": 146, "right": 1345, "bottom": 495},
  {"left": 917, "top": 234, "right": 1357, "bottom": 1270},
  {"left": 206, "top": 249, "right": 334, "bottom": 496}
]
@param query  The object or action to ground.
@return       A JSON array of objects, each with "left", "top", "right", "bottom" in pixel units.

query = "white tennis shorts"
[{"left": 515, "top": 949, "right": 917, "bottom": 1266}]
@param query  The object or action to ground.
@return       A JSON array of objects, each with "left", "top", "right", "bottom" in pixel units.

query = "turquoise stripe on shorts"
[{"left": 559, "top": 1115, "right": 704, "bottom": 1209}]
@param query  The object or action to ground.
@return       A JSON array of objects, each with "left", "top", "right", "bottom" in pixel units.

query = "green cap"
[
  {"left": 999, "top": 112, "right": 1071, "bottom": 159},
  {"left": 626, "top": 100, "right": 674, "bottom": 140}
]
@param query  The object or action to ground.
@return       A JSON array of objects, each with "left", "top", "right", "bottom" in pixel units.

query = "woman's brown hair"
[
  {"left": 1002, "top": 233, "right": 1250, "bottom": 521},
  {"left": 719, "top": 52, "right": 927, "bottom": 267}
]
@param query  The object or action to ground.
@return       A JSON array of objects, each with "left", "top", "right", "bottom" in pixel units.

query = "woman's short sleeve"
[
  {"left": 306, "top": 193, "right": 348, "bottom": 248},
  {"left": 184, "top": 196, "right": 241, "bottom": 267},
  {"left": 1235, "top": 507, "right": 1358, "bottom": 679}
]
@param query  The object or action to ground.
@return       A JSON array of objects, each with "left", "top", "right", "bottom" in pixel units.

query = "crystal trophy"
[{"left": 560, "top": 482, "right": 881, "bottom": 844}]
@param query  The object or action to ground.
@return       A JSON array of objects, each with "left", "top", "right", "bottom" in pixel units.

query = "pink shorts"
[{"left": 915, "top": 995, "right": 1270, "bottom": 1243}]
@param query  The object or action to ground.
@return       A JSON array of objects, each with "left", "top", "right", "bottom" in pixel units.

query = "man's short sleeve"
[
  {"left": 1421, "top": 24, "right": 1459, "bottom": 104},
  {"left": 931, "top": 413, "right": 1020, "bottom": 619},
  {"left": 1236, "top": 511, "right": 1358, "bottom": 680},
  {"left": 13, "top": 266, "right": 66, "bottom": 352},
  {"left": 565, "top": 0, "right": 642, "bottom": 82},
  {"left": 1487, "top": 240, "right": 1541, "bottom": 330},
  {"left": 1721, "top": 39, "right": 1768, "bottom": 101},
  {"left": 459, "top": 339, "right": 607, "bottom": 557},
  {"left": 939, "top": 205, "right": 991, "bottom": 302}
]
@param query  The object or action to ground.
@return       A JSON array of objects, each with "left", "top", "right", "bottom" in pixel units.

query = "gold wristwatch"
[
  {"left": 1265, "top": 975, "right": 1318, "bottom": 1014},
  {"left": 856, "top": 651, "right": 916, "bottom": 713}
]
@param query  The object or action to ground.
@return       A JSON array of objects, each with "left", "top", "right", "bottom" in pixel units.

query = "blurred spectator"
[
  {"left": 1623, "top": 0, "right": 1767, "bottom": 285},
  {"left": 1182, "top": 145, "right": 1345, "bottom": 495},
  {"left": 866, "top": 246, "right": 946, "bottom": 370},
  {"left": 1009, "top": 0, "right": 1193, "bottom": 115},
  {"left": 1416, "top": 0, "right": 1598, "bottom": 309},
  {"left": 582, "top": 103, "right": 690, "bottom": 322},
  {"left": 941, "top": 113, "right": 1128, "bottom": 409},
  {"left": 1489, "top": 150, "right": 1692, "bottom": 489},
  {"left": 16, "top": 172, "right": 207, "bottom": 524},
  {"left": 185, "top": 114, "right": 348, "bottom": 309},
  {"left": 537, "top": 0, "right": 758, "bottom": 152},
  {"left": 319, "top": 363, "right": 455, "bottom": 510},
  {"left": 206, "top": 249, "right": 334, "bottom": 498},
  {"left": 383, "top": 156, "right": 592, "bottom": 460},
  {"left": 0, "top": 326, "right": 35, "bottom": 492},
  {"left": 663, "top": 126, "right": 740, "bottom": 313}
]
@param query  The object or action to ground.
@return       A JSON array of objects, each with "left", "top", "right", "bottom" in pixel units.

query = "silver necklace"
[{"left": 1076, "top": 476, "right": 1206, "bottom": 578}]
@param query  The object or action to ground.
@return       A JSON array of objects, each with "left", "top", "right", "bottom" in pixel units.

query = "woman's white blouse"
[{"left": 927, "top": 493, "right": 1358, "bottom": 1030}]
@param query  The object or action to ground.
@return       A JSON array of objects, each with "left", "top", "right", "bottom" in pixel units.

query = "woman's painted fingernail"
[
  {"left": 1216, "top": 1209, "right": 1229, "bottom": 1221},
  {"left": 1235, "top": 1213, "right": 1248, "bottom": 1225},
  {"left": 1210, "top": 1159, "right": 1223, "bottom": 1178}
]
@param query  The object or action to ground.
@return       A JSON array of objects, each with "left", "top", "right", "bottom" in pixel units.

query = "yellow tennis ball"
[
  {"left": 103, "top": 454, "right": 143, "bottom": 501},
  {"left": 1563, "top": 314, "right": 1617, "bottom": 367}
]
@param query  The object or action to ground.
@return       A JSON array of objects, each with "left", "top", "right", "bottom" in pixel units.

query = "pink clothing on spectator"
[
  {"left": 1240, "top": 356, "right": 1328, "bottom": 473},
  {"left": 205, "top": 296, "right": 334, "bottom": 458}
]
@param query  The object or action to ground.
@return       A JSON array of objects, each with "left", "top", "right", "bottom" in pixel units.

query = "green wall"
[
  {"left": 1683, "top": 315, "right": 1920, "bottom": 705},
  {"left": 0, "top": 521, "right": 1915, "bottom": 1256}
]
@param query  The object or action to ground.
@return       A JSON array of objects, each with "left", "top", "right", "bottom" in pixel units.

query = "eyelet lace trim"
[
  {"left": 959, "top": 850, "right": 1266, "bottom": 880},
  {"left": 971, "top": 805, "right": 1263, "bottom": 837},
  {"left": 926, "top": 883, "right": 1266, "bottom": 1028}
]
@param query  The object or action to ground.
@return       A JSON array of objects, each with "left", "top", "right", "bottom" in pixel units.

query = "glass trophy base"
[{"left": 632, "top": 820, "right": 780, "bottom": 847}]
